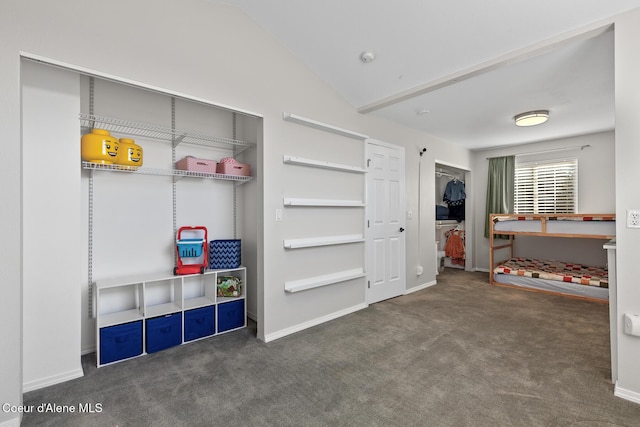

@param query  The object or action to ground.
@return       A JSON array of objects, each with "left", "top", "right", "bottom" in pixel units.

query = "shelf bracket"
[{"left": 172, "top": 134, "right": 186, "bottom": 148}]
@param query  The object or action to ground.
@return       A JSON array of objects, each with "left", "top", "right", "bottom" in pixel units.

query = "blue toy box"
[
  {"left": 99, "top": 320, "right": 143, "bottom": 365},
  {"left": 209, "top": 239, "right": 241, "bottom": 269},
  {"left": 146, "top": 313, "right": 182, "bottom": 353}
]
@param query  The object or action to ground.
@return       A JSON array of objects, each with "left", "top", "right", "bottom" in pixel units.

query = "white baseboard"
[
  {"left": 81, "top": 345, "right": 96, "bottom": 356},
  {"left": 474, "top": 267, "right": 491, "bottom": 273},
  {"left": 247, "top": 310, "right": 257, "bottom": 321},
  {"left": 404, "top": 280, "right": 437, "bottom": 295},
  {"left": 263, "top": 303, "right": 368, "bottom": 343},
  {"left": 615, "top": 384, "right": 640, "bottom": 405},
  {"left": 23, "top": 367, "right": 84, "bottom": 393},
  {"left": 0, "top": 415, "right": 21, "bottom": 427}
]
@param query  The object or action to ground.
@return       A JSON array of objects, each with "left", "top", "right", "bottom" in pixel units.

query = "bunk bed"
[{"left": 489, "top": 213, "right": 615, "bottom": 303}]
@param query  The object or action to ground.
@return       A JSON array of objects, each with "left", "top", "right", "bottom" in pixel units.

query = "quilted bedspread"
[{"left": 494, "top": 257, "right": 608, "bottom": 288}]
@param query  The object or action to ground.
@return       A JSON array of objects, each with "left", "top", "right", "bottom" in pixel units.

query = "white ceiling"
[{"left": 215, "top": 0, "right": 640, "bottom": 150}]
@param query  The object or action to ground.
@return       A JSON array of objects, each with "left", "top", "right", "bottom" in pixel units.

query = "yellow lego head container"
[
  {"left": 116, "top": 138, "right": 143, "bottom": 167},
  {"left": 81, "top": 129, "right": 119, "bottom": 164}
]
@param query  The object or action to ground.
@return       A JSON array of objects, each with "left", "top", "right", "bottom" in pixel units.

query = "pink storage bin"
[
  {"left": 175, "top": 156, "right": 217, "bottom": 174},
  {"left": 216, "top": 158, "right": 250, "bottom": 176}
]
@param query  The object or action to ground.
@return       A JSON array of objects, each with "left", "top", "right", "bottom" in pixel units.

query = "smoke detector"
[{"left": 360, "top": 50, "right": 376, "bottom": 63}]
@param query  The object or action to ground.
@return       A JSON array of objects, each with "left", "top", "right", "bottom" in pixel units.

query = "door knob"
[{"left": 399, "top": 227, "right": 405, "bottom": 232}]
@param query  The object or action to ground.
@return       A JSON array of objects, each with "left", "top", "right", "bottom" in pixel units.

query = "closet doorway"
[{"left": 435, "top": 161, "right": 471, "bottom": 273}]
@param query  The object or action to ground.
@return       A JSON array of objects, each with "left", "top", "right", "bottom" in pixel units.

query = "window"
[{"left": 514, "top": 158, "right": 577, "bottom": 214}]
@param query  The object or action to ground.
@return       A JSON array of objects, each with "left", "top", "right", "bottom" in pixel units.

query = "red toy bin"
[{"left": 175, "top": 156, "right": 217, "bottom": 174}]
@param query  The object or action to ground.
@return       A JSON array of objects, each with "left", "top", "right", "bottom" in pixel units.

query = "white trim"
[
  {"left": 475, "top": 267, "right": 492, "bottom": 273},
  {"left": 263, "top": 303, "right": 368, "bottom": 342},
  {"left": 23, "top": 367, "right": 84, "bottom": 393},
  {"left": 404, "top": 280, "right": 438, "bottom": 295},
  {"left": 82, "top": 344, "right": 96, "bottom": 356},
  {"left": 284, "top": 268, "right": 366, "bottom": 293},
  {"left": 20, "top": 52, "right": 263, "bottom": 118},
  {"left": 282, "top": 112, "right": 369, "bottom": 140},
  {"left": 434, "top": 159, "right": 471, "bottom": 173},
  {"left": 365, "top": 138, "right": 405, "bottom": 150},
  {"left": 614, "top": 384, "right": 640, "bottom": 405}
]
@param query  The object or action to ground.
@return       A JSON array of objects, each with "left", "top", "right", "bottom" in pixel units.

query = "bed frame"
[{"left": 489, "top": 213, "right": 615, "bottom": 303}]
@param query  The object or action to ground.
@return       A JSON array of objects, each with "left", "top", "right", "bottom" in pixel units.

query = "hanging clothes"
[
  {"left": 443, "top": 178, "right": 466, "bottom": 222},
  {"left": 445, "top": 229, "right": 465, "bottom": 266}
]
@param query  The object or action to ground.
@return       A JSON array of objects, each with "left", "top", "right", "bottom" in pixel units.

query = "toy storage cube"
[
  {"left": 184, "top": 306, "right": 215, "bottom": 342},
  {"left": 209, "top": 239, "right": 241, "bottom": 269},
  {"left": 99, "top": 320, "right": 143, "bottom": 365},
  {"left": 146, "top": 313, "right": 182, "bottom": 353},
  {"left": 218, "top": 299, "right": 245, "bottom": 333}
]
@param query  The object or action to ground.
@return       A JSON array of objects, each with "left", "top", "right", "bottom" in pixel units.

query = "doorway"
[
  {"left": 435, "top": 162, "right": 471, "bottom": 272},
  {"left": 366, "top": 139, "right": 406, "bottom": 304}
]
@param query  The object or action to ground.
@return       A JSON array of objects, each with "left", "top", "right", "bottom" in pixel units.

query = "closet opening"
[{"left": 435, "top": 162, "right": 470, "bottom": 274}]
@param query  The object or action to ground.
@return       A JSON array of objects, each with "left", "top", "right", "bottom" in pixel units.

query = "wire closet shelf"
[{"left": 79, "top": 114, "right": 256, "bottom": 154}]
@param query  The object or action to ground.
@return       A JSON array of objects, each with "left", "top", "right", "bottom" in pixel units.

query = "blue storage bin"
[
  {"left": 100, "top": 320, "right": 143, "bottom": 365},
  {"left": 184, "top": 306, "right": 215, "bottom": 342},
  {"left": 218, "top": 299, "right": 245, "bottom": 333},
  {"left": 209, "top": 239, "right": 241, "bottom": 269},
  {"left": 177, "top": 239, "right": 205, "bottom": 258},
  {"left": 146, "top": 313, "right": 182, "bottom": 353}
]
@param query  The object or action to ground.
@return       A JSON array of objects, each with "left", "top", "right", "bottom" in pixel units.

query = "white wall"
[
  {"left": 614, "top": 8, "right": 640, "bottom": 402},
  {"left": 0, "top": 1, "right": 471, "bottom": 415},
  {"left": 472, "top": 131, "right": 615, "bottom": 271},
  {"left": 21, "top": 61, "right": 84, "bottom": 391},
  {"left": 0, "top": 6, "right": 23, "bottom": 424}
]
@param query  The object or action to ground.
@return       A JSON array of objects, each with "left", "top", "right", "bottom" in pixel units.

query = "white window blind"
[{"left": 514, "top": 158, "right": 577, "bottom": 214}]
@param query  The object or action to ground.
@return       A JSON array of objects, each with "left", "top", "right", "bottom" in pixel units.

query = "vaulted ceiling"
[{"left": 215, "top": 1, "right": 640, "bottom": 150}]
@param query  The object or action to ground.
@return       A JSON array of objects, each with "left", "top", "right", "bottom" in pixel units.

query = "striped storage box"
[{"left": 209, "top": 239, "right": 241, "bottom": 269}]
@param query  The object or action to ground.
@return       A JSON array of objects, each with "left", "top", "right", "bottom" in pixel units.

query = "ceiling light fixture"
[
  {"left": 514, "top": 110, "right": 550, "bottom": 127},
  {"left": 360, "top": 50, "right": 376, "bottom": 63}
]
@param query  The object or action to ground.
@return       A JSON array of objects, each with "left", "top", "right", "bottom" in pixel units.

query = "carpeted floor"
[{"left": 22, "top": 269, "right": 640, "bottom": 426}]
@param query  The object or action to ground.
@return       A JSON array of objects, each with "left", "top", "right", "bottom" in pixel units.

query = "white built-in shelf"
[
  {"left": 95, "top": 272, "right": 176, "bottom": 290},
  {"left": 283, "top": 197, "right": 365, "bottom": 207},
  {"left": 99, "top": 309, "right": 144, "bottom": 328},
  {"left": 183, "top": 296, "right": 215, "bottom": 311},
  {"left": 282, "top": 155, "right": 366, "bottom": 174},
  {"left": 284, "top": 268, "right": 366, "bottom": 293},
  {"left": 146, "top": 302, "right": 182, "bottom": 318},
  {"left": 282, "top": 112, "right": 369, "bottom": 140},
  {"left": 283, "top": 234, "right": 365, "bottom": 249},
  {"left": 80, "top": 114, "right": 256, "bottom": 154},
  {"left": 82, "top": 161, "right": 253, "bottom": 185}
]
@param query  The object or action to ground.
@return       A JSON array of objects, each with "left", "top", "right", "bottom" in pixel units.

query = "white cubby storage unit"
[
  {"left": 84, "top": 77, "right": 257, "bottom": 367},
  {"left": 95, "top": 267, "right": 246, "bottom": 367}
]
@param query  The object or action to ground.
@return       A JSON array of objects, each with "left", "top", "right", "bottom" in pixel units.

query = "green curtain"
[{"left": 484, "top": 155, "right": 515, "bottom": 238}]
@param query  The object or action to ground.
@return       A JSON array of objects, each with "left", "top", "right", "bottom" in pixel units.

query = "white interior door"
[{"left": 366, "top": 140, "right": 406, "bottom": 304}]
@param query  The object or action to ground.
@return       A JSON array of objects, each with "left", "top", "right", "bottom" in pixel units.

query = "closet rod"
[
  {"left": 435, "top": 171, "right": 457, "bottom": 179},
  {"left": 486, "top": 144, "right": 590, "bottom": 160}
]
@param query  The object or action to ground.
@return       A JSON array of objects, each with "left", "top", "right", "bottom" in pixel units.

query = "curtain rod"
[{"left": 486, "top": 144, "right": 590, "bottom": 160}]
